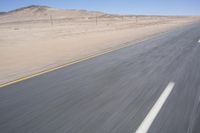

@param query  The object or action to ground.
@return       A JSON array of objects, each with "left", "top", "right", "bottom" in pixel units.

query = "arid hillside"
[{"left": 0, "top": 5, "right": 105, "bottom": 24}]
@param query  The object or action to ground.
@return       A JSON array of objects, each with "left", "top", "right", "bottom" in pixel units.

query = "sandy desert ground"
[{"left": 0, "top": 5, "right": 199, "bottom": 85}]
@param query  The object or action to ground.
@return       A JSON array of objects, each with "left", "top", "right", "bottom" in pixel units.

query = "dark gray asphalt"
[{"left": 1, "top": 22, "right": 200, "bottom": 133}]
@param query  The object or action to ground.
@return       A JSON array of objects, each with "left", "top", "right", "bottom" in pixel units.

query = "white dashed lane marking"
[{"left": 135, "top": 82, "right": 175, "bottom": 133}]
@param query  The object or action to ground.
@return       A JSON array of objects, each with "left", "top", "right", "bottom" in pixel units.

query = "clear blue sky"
[{"left": 1, "top": 0, "right": 200, "bottom": 16}]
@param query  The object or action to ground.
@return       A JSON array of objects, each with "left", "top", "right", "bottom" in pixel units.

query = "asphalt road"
[{"left": 1, "top": 22, "right": 200, "bottom": 133}]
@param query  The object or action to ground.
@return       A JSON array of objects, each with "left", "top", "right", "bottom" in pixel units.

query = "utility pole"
[
  {"left": 136, "top": 16, "right": 138, "bottom": 23},
  {"left": 95, "top": 15, "right": 98, "bottom": 25},
  {"left": 50, "top": 15, "right": 53, "bottom": 26}
]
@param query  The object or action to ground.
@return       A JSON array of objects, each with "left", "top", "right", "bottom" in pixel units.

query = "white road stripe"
[
  {"left": 135, "top": 82, "right": 175, "bottom": 133},
  {"left": 198, "top": 40, "right": 200, "bottom": 43}
]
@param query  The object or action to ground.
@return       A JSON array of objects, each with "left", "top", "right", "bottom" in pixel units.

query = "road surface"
[{"left": 1, "top": 22, "right": 200, "bottom": 133}]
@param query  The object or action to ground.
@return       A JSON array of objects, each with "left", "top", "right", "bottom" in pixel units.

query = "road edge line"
[{"left": 1, "top": 20, "right": 189, "bottom": 89}]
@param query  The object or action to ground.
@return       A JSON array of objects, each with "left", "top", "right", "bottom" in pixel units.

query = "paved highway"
[{"left": 1, "top": 22, "right": 200, "bottom": 133}]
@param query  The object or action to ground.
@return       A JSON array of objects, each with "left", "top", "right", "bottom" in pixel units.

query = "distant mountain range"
[{"left": 0, "top": 12, "right": 6, "bottom": 15}]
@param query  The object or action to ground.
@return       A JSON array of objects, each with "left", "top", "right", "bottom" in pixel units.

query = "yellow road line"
[{"left": 0, "top": 31, "right": 167, "bottom": 88}]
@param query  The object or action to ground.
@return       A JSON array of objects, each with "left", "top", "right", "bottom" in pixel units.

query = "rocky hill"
[{"left": 0, "top": 5, "right": 105, "bottom": 23}]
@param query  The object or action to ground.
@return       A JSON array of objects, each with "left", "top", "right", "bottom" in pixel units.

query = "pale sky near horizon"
[{"left": 1, "top": 0, "right": 200, "bottom": 16}]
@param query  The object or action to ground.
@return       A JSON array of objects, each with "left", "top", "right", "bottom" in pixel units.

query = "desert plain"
[{"left": 0, "top": 5, "right": 199, "bottom": 84}]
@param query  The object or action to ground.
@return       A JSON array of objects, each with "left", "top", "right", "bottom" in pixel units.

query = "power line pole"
[
  {"left": 136, "top": 16, "right": 138, "bottom": 23},
  {"left": 50, "top": 15, "right": 53, "bottom": 26},
  {"left": 96, "top": 15, "right": 98, "bottom": 25}
]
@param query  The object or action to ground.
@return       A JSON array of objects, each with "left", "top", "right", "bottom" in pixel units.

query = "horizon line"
[{"left": 1, "top": 4, "right": 199, "bottom": 17}]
